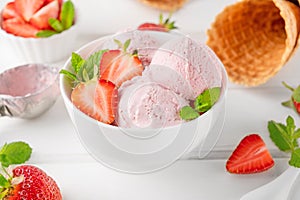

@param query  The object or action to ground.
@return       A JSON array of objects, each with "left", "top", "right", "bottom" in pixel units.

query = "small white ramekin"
[{"left": 0, "top": 3, "right": 79, "bottom": 63}]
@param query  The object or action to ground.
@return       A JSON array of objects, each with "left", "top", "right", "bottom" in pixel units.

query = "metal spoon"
[
  {"left": 0, "top": 64, "right": 60, "bottom": 119},
  {"left": 240, "top": 166, "right": 300, "bottom": 200}
]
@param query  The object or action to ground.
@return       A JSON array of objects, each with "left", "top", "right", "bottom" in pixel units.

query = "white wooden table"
[{"left": 1, "top": 0, "right": 300, "bottom": 199}]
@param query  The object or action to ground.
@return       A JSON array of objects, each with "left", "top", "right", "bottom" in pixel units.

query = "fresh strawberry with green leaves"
[
  {"left": 282, "top": 82, "right": 300, "bottom": 115},
  {"left": 60, "top": 50, "right": 118, "bottom": 124},
  {"left": 14, "top": 0, "right": 45, "bottom": 22},
  {"left": 180, "top": 87, "right": 221, "bottom": 121},
  {"left": 2, "top": 20, "right": 39, "bottom": 38},
  {"left": 268, "top": 116, "right": 300, "bottom": 167},
  {"left": 29, "top": 0, "right": 59, "bottom": 30},
  {"left": 226, "top": 134, "right": 274, "bottom": 174},
  {"left": 100, "top": 39, "right": 144, "bottom": 87},
  {"left": 138, "top": 13, "right": 177, "bottom": 32},
  {"left": 0, "top": 141, "right": 62, "bottom": 199}
]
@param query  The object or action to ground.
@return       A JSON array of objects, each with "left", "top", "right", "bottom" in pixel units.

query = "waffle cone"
[
  {"left": 206, "top": 0, "right": 300, "bottom": 86},
  {"left": 138, "top": 0, "right": 188, "bottom": 11}
]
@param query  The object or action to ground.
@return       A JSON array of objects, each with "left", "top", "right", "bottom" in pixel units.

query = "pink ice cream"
[
  {"left": 116, "top": 76, "right": 189, "bottom": 128},
  {"left": 116, "top": 36, "right": 223, "bottom": 128},
  {"left": 150, "top": 37, "right": 222, "bottom": 99}
]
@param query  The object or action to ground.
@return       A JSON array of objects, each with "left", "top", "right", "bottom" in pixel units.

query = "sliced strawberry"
[
  {"left": 2, "top": 2, "right": 19, "bottom": 20},
  {"left": 71, "top": 79, "right": 118, "bottom": 124},
  {"left": 15, "top": 0, "right": 45, "bottom": 22},
  {"left": 29, "top": 0, "right": 59, "bottom": 29},
  {"left": 99, "top": 50, "right": 121, "bottom": 74},
  {"left": 226, "top": 134, "right": 274, "bottom": 174},
  {"left": 100, "top": 51, "right": 144, "bottom": 87},
  {"left": 2, "top": 20, "right": 39, "bottom": 38}
]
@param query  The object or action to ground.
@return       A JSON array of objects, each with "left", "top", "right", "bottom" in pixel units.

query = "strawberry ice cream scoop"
[
  {"left": 116, "top": 76, "right": 189, "bottom": 128},
  {"left": 150, "top": 37, "right": 222, "bottom": 99}
]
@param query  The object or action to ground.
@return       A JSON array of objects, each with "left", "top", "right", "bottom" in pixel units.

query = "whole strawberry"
[
  {"left": 6, "top": 165, "right": 62, "bottom": 200},
  {"left": 138, "top": 13, "right": 177, "bottom": 32},
  {"left": 0, "top": 142, "right": 62, "bottom": 200},
  {"left": 282, "top": 82, "right": 300, "bottom": 114}
]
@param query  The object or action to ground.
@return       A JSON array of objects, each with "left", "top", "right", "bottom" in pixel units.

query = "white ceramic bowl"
[
  {"left": 60, "top": 30, "right": 228, "bottom": 173},
  {"left": 0, "top": 1, "right": 78, "bottom": 63}
]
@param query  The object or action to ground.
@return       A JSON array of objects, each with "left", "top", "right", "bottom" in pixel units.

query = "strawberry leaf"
[
  {"left": 293, "top": 86, "right": 300, "bottom": 102},
  {"left": 49, "top": 18, "right": 64, "bottom": 32},
  {"left": 0, "top": 142, "right": 32, "bottom": 167},
  {"left": 179, "top": 106, "right": 200, "bottom": 121},
  {"left": 60, "top": 0, "right": 75, "bottom": 30},
  {"left": 289, "top": 148, "right": 300, "bottom": 168},
  {"left": 282, "top": 99, "right": 294, "bottom": 108},
  {"left": 194, "top": 87, "right": 221, "bottom": 113}
]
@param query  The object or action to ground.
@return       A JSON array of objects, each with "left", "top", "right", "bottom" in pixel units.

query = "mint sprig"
[
  {"left": 268, "top": 116, "right": 300, "bottom": 167},
  {"left": 60, "top": 50, "right": 107, "bottom": 86},
  {"left": 36, "top": 0, "right": 75, "bottom": 38},
  {"left": 0, "top": 142, "right": 32, "bottom": 168},
  {"left": 180, "top": 87, "right": 221, "bottom": 121}
]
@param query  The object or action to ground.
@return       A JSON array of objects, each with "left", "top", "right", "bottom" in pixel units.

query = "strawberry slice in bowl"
[
  {"left": 100, "top": 40, "right": 144, "bottom": 88},
  {"left": 14, "top": 0, "right": 45, "bottom": 22},
  {"left": 71, "top": 79, "right": 118, "bottom": 124},
  {"left": 29, "top": 0, "right": 60, "bottom": 30}
]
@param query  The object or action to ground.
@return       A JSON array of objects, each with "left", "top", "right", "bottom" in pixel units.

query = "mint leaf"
[
  {"left": 0, "top": 142, "right": 32, "bottom": 167},
  {"left": 60, "top": 0, "right": 75, "bottom": 30},
  {"left": 179, "top": 106, "right": 200, "bottom": 121},
  {"left": 289, "top": 148, "right": 300, "bottom": 167},
  {"left": 0, "top": 174, "right": 10, "bottom": 188},
  {"left": 194, "top": 87, "right": 221, "bottom": 113},
  {"left": 71, "top": 52, "right": 85, "bottom": 73},
  {"left": 268, "top": 120, "right": 295, "bottom": 151},
  {"left": 294, "top": 128, "right": 300, "bottom": 139},
  {"left": 60, "top": 69, "right": 78, "bottom": 82},
  {"left": 49, "top": 18, "right": 64, "bottom": 32},
  {"left": 78, "top": 50, "right": 107, "bottom": 82},
  {"left": 36, "top": 30, "right": 58, "bottom": 38}
]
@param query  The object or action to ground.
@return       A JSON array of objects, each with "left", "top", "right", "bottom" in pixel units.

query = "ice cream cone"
[
  {"left": 206, "top": 0, "right": 300, "bottom": 86},
  {"left": 138, "top": 0, "right": 188, "bottom": 11}
]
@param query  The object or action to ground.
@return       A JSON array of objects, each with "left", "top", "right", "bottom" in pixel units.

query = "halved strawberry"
[
  {"left": 226, "top": 134, "right": 274, "bottom": 174},
  {"left": 100, "top": 50, "right": 144, "bottom": 87},
  {"left": 2, "top": 2, "right": 19, "bottom": 20},
  {"left": 2, "top": 20, "right": 39, "bottom": 38},
  {"left": 29, "top": 0, "right": 59, "bottom": 29},
  {"left": 71, "top": 79, "right": 118, "bottom": 124},
  {"left": 15, "top": 0, "right": 45, "bottom": 22}
]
